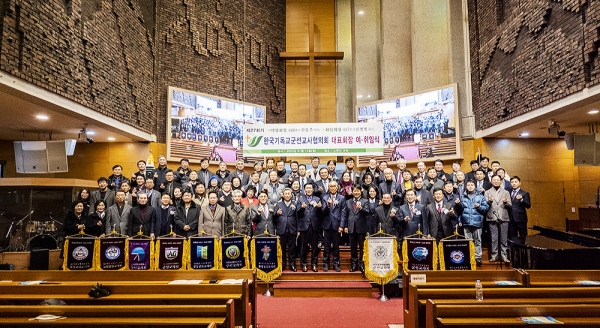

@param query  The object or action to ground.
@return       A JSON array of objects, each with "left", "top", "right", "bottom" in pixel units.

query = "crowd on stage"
[
  {"left": 384, "top": 111, "right": 451, "bottom": 143},
  {"left": 67, "top": 154, "right": 530, "bottom": 272},
  {"left": 176, "top": 116, "right": 243, "bottom": 145}
]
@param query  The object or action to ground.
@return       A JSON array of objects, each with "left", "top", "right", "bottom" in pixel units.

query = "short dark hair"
[
  {"left": 510, "top": 176, "right": 521, "bottom": 182},
  {"left": 327, "top": 159, "right": 337, "bottom": 166},
  {"left": 200, "top": 158, "right": 210, "bottom": 164},
  {"left": 137, "top": 160, "right": 146, "bottom": 165},
  {"left": 434, "top": 159, "right": 444, "bottom": 165},
  {"left": 180, "top": 158, "right": 189, "bottom": 164},
  {"left": 97, "top": 177, "right": 108, "bottom": 183},
  {"left": 345, "top": 157, "right": 354, "bottom": 163},
  {"left": 432, "top": 187, "right": 443, "bottom": 194},
  {"left": 491, "top": 160, "right": 500, "bottom": 166},
  {"left": 112, "top": 164, "right": 122, "bottom": 170},
  {"left": 470, "top": 160, "right": 479, "bottom": 165}
]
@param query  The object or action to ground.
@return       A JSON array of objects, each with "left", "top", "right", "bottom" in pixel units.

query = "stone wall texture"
[
  {"left": 468, "top": 0, "right": 596, "bottom": 130},
  {"left": 0, "top": 0, "right": 286, "bottom": 142}
]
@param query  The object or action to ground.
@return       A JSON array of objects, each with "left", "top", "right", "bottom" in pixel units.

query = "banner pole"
[
  {"left": 378, "top": 283, "right": 389, "bottom": 302},
  {"left": 263, "top": 282, "right": 272, "bottom": 297}
]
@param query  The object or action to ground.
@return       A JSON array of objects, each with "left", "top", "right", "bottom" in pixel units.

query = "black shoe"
[
  {"left": 302, "top": 265, "right": 308, "bottom": 272},
  {"left": 290, "top": 264, "right": 297, "bottom": 272},
  {"left": 323, "top": 264, "right": 329, "bottom": 272},
  {"left": 312, "top": 264, "right": 318, "bottom": 272},
  {"left": 476, "top": 260, "right": 482, "bottom": 267},
  {"left": 334, "top": 265, "right": 341, "bottom": 272},
  {"left": 359, "top": 264, "right": 365, "bottom": 274},
  {"left": 349, "top": 263, "right": 358, "bottom": 272}
]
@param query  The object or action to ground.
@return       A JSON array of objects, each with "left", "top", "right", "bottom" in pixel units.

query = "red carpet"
[{"left": 256, "top": 292, "right": 404, "bottom": 328}]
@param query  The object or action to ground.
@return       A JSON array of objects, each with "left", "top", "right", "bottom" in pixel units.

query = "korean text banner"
[
  {"left": 243, "top": 123, "right": 384, "bottom": 156},
  {"left": 96, "top": 237, "right": 127, "bottom": 270}
]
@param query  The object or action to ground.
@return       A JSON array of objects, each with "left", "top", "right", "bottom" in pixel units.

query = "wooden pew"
[
  {"left": 426, "top": 301, "right": 600, "bottom": 327},
  {"left": 0, "top": 270, "right": 256, "bottom": 328},
  {"left": 524, "top": 269, "right": 600, "bottom": 287},
  {"left": 0, "top": 303, "right": 234, "bottom": 327},
  {"left": 409, "top": 285, "right": 600, "bottom": 328},
  {"left": 402, "top": 269, "right": 527, "bottom": 328}
]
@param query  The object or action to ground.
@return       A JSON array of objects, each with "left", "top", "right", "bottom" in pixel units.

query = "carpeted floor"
[{"left": 256, "top": 292, "right": 403, "bottom": 328}]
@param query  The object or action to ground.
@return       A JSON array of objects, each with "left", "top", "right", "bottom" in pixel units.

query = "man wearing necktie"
[
  {"left": 252, "top": 191, "right": 275, "bottom": 235},
  {"left": 342, "top": 185, "right": 371, "bottom": 272},
  {"left": 508, "top": 176, "right": 531, "bottom": 244},
  {"left": 274, "top": 188, "right": 299, "bottom": 271},
  {"left": 321, "top": 181, "right": 347, "bottom": 272},
  {"left": 426, "top": 188, "right": 460, "bottom": 242},
  {"left": 484, "top": 175, "right": 512, "bottom": 263},
  {"left": 399, "top": 189, "right": 427, "bottom": 239},
  {"left": 296, "top": 183, "right": 322, "bottom": 272}
]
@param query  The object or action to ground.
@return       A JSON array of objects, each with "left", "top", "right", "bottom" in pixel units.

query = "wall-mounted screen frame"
[{"left": 356, "top": 83, "right": 460, "bottom": 165}]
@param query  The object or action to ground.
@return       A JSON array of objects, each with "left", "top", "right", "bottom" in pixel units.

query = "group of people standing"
[{"left": 63, "top": 154, "right": 530, "bottom": 271}]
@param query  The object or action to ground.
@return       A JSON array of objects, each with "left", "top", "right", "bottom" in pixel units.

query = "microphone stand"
[
  {"left": 47, "top": 213, "right": 63, "bottom": 225},
  {"left": 16, "top": 211, "right": 34, "bottom": 226}
]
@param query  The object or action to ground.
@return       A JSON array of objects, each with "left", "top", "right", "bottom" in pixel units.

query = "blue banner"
[
  {"left": 189, "top": 237, "right": 217, "bottom": 270},
  {"left": 221, "top": 236, "right": 246, "bottom": 269},
  {"left": 129, "top": 239, "right": 151, "bottom": 270},
  {"left": 253, "top": 237, "right": 279, "bottom": 274}
]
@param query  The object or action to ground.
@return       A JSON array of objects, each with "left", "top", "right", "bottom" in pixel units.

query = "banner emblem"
[
  {"left": 105, "top": 246, "right": 120, "bottom": 260},
  {"left": 197, "top": 246, "right": 208, "bottom": 259},
  {"left": 412, "top": 247, "right": 429, "bottom": 261},
  {"left": 450, "top": 250, "right": 465, "bottom": 264},
  {"left": 165, "top": 247, "right": 178, "bottom": 260},
  {"left": 131, "top": 247, "right": 145, "bottom": 261},
  {"left": 73, "top": 246, "right": 89, "bottom": 260},
  {"left": 226, "top": 245, "right": 240, "bottom": 259}
]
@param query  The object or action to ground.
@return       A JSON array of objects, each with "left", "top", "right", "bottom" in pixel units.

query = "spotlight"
[
  {"left": 86, "top": 138, "right": 94, "bottom": 144},
  {"left": 548, "top": 121, "right": 560, "bottom": 135}
]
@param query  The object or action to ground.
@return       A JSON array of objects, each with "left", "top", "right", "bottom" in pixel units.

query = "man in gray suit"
[
  {"left": 485, "top": 175, "right": 512, "bottom": 263},
  {"left": 105, "top": 190, "right": 132, "bottom": 235}
]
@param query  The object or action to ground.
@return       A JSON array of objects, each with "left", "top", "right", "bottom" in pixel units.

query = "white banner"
[
  {"left": 366, "top": 237, "right": 396, "bottom": 277},
  {"left": 243, "top": 123, "right": 384, "bottom": 156}
]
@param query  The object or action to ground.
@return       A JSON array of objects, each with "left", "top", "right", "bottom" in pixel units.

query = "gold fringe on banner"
[
  {"left": 213, "top": 237, "right": 221, "bottom": 270},
  {"left": 153, "top": 238, "right": 187, "bottom": 270},
  {"left": 437, "top": 242, "right": 445, "bottom": 271},
  {"left": 469, "top": 240, "right": 476, "bottom": 270},
  {"left": 362, "top": 237, "right": 399, "bottom": 286},
  {"left": 93, "top": 237, "right": 129, "bottom": 271},
  {"left": 93, "top": 239, "right": 101, "bottom": 270},
  {"left": 184, "top": 238, "right": 190, "bottom": 270},
  {"left": 402, "top": 236, "right": 437, "bottom": 271},
  {"left": 432, "top": 240, "right": 438, "bottom": 271},
  {"left": 62, "top": 233, "right": 98, "bottom": 271},
  {"left": 242, "top": 237, "right": 250, "bottom": 269},
  {"left": 250, "top": 236, "right": 282, "bottom": 283},
  {"left": 153, "top": 239, "right": 160, "bottom": 270},
  {"left": 149, "top": 239, "right": 155, "bottom": 270}
]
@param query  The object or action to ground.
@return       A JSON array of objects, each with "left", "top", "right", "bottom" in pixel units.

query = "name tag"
[{"left": 411, "top": 274, "right": 427, "bottom": 284}]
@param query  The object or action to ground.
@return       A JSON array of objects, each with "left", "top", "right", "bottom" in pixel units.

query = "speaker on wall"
[
  {"left": 14, "top": 140, "right": 69, "bottom": 173},
  {"left": 565, "top": 133, "right": 575, "bottom": 150},
  {"left": 574, "top": 134, "right": 596, "bottom": 166}
]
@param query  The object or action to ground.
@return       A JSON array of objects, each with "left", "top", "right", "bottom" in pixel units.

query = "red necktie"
[{"left": 437, "top": 204, "right": 442, "bottom": 213}]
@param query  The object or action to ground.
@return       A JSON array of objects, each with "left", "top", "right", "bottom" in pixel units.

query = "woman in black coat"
[
  {"left": 63, "top": 200, "right": 86, "bottom": 236},
  {"left": 86, "top": 200, "right": 107, "bottom": 237}
]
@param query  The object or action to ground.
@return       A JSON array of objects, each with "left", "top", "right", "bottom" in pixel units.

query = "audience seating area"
[
  {"left": 0, "top": 270, "right": 256, "bottom": 328},
  {"left": 403, "top": 269, "right": 600, "bottom": 328}
]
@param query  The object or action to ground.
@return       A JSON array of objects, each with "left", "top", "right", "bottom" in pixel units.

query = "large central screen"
[
  {"left": 167, "top": 87, "right": 265, "bottom": 163},
  {"left": 356, "top": 84, "right": 459, "bottom": 164}
]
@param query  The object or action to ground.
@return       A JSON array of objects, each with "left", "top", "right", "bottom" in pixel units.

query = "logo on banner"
[
  {"left": 105, "top": 246, "right": 120, "bottom": 260},
  {"left": 261, "top": 245, "right": 271, "bottom": 260},
  {"left": 226, "top": 245, "right": 241, "bottom": 259},
  {"left": 165, "top": 247, "right": 178, "bottom": 260},
  {"left": 247, "top": 136, "right": 263, "bottom": 147},
  {"left": 374, "top": 245, "right": 389, "bottom": 260},
  {"left": 131, "top": 247, "right": 146, "bottom": 261},
  {"left": 72, "top": 246, "right": 89, "bottom": 260},
  {"left": 197, "top": 246, "right": 208, "bottom": 259},
  {"left": 450, "top": 250, "right": 465, "bottom": 264},
  {"left": 412, "top": 247, "right": 429, "bottom": 261}
]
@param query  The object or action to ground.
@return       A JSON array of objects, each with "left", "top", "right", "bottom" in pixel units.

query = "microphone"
[{"left": 493, "top": 211, "right": 501, "bottom": 223}]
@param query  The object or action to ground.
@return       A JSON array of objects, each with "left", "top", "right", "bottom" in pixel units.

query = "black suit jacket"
[
  {"left": 128, "top": 205, "right": 156, "bottom": 237},
  {"left": 296, "top": 195, "right": 322, "bottom": 231},
  {"left": 154, "top": 205, "right": 176, "bottom": 236},
  {"left": 375, "top": 205, "right": 401, "bottom": 240},
  {"left": 342, "top": 197, "right": 370, "bottom": 234},
  {"left": 509, "top": 189, "right": 531, "bottom": 223}
]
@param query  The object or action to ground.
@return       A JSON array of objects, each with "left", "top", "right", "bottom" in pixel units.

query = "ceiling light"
[
  {"left": 357, "top": 95, "right": 363, "bottom": 98},
  {"left": 589, "top": 109, "right": 599, "bottom": 114},
  {"left": 358, "top": 10, "right": 364, "bottom": 15},
  {"left": 86, "top": 131, "right": 95, "bottom": 135},
  {"left": 35, "top": 114, "right": 49, "bottom": 120},
  {"left": 519, "top": 132, "right": 529, "bottom": 137},
  {"left": 367, "top": 95, "right": 371, "bottom": 98},
  {"left": 107, "top": 137, "right": 115, "bottom": 141}
]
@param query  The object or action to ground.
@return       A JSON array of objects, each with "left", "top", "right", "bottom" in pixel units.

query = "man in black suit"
[
  {"left": 128, "top": 193, "right": 156, "bottom": 237},
  {"left": 413, "top": 175, "right": 433, "bottom": 207},
  {"left": 197, "top": 158, "right": 214, "bottom": 188},
  {"left": 426, "top": 188, "right": 459, "bottom": 242},
  {"left": 375, "top": 193, "right": 401, "bottom": 246},
  {"left": 296, "top": 183, "right": 322, "bottom": 272},
  {"left": 379, "top": 168, "right": 402, "bottom": 207},
  {"left": 342, "top": 185, "right": 371, "bottom": 272},
  {"left": 273, "top": 188, "right": 299, "bottom": 271},
  {"left": 314, "top": 167, "right": 332, "bottom": 198},
  {"left": 398, "top": 189, "right": 428, "bottom": 238},
  {"left": 152, "top": 193, "right": 176, "bottom": 238},
  {"left": 474, "top": 169, "right": 492, "bottom": 194},
  {"left": 508, "top": 176, "right": 531, "bottom": 244},
  {"left": 321, "top": 181, "right": 347, "bottom": 272}
]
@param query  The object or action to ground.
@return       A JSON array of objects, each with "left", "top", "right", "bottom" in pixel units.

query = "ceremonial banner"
[
  {"left": 438, "top": 238, "right": 475, "bottom": 270},
  {"left": 95, "top": 237, "right": 127, "bottom": 270},
  {"left": 402, "top": 237, "right": 437, "bottom": 271},
  {"left": 243, "top": 123, "right": 384, "bottom": 156},
  {"left": 363, "top": 236, "right": 400, "bottom": 285},
  {"left": 220, "top": 236, "right": 249, "bottom": 269},
  {"left": 188, "top": 236, "right": 220, "bottom": 270},
  {"left": 63, "top": 237, "right": 97, "bottom": 271},
  {"left": 251, "top": 236, "right": 282, "bottom": 282},
  {"left": 154, "top": 238, "right": 186, "bottom": 270},
  {"left": 129, "top": 239, "right": 154, "bottom": 270}
]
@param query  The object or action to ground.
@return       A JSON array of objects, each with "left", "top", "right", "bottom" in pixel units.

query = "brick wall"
[
  {"left": 0, "top": 0, "right": 286, "bottom": 142},
  {"left": 154, "top": 0, "right": 286, "bottom": 141},
  {"left": 468, "top": 0, "right": 595, "bottom": 130}
]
